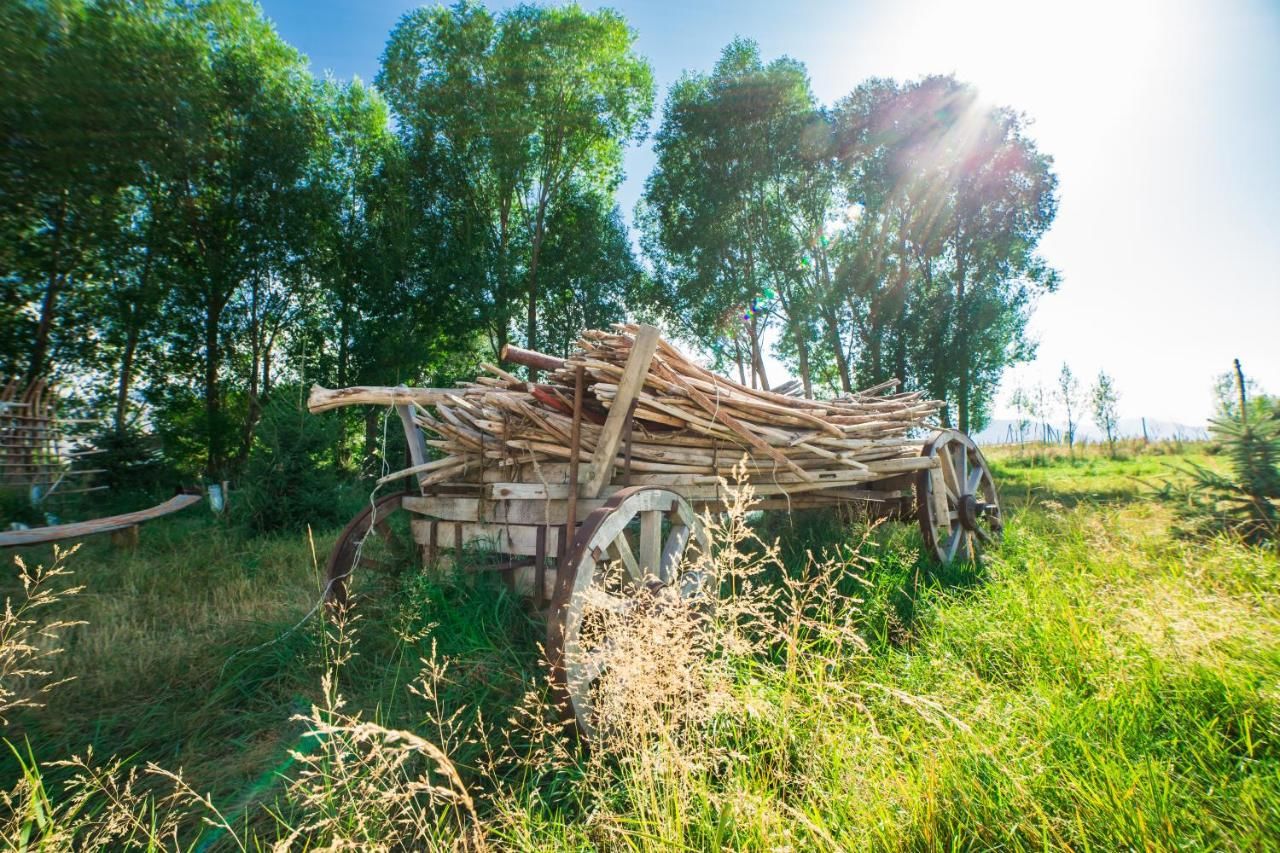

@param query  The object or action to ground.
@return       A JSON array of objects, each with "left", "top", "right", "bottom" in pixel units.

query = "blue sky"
[{"left": 262, "top": 0, "right": 1280, "bottom": 425}]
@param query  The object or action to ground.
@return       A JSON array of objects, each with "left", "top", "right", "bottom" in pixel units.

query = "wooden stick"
[
  {"left": 499, "top": 343, "right": 566, "bottom": 373},
  {"left": 307, "top": 384, "right": 459, "bottom": 413},
  {"left": 583, "top": 325, "right": 660, "bottom": 498},
  {"left": 566, "top": 366, "right": 584, "bottom": 531}
]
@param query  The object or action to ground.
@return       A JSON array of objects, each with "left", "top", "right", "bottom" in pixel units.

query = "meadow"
[{"left": 2, "top": 439, "right": 1277, "bottom": 850}]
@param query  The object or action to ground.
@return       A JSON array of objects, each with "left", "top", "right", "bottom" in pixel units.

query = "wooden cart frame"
[{"left": 309, "top": 327, "right": 1002, "bottom": 736}]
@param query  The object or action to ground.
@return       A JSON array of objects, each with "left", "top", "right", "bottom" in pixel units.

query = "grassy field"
[{"left": 2, "top": 440, "right": 1277, "bottom": 849}]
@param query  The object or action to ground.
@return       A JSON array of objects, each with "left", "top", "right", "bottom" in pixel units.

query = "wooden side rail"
[{"left": 0, "top": 493, "right": 202, "bottom": 548}]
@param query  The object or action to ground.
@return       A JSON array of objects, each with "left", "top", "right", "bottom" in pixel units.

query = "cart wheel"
[
  {"left": 917, "top": 430, "right": 1002, "bottom": 564},
  {"left": 325, "top": 492, "right": 417, "bottom": 610},
  {"left": 546, "top": 486, "right": 712, "bottom": 740}
]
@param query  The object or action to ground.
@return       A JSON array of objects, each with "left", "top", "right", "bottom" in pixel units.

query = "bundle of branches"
[{"left": 310, "top": 325, "right": 943, "bottom": 497}]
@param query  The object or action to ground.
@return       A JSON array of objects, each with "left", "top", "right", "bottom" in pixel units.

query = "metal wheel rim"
[{"left": 324, "top": 492, "right": 414, "bottom": 610}]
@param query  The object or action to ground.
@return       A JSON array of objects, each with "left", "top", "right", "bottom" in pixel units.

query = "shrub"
[
  {"left": 234, "top": 389, "right": 353, "bottom": 535},
  {"left": 1161, "top": 363, "right": 1280, "bottom": 545}
]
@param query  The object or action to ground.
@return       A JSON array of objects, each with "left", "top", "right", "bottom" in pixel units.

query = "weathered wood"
[
  {"left": 307, "top": 384, "right": 459, "bottom": 413},
  {"left": 0, "top": 494, "right": 201, "bottom": 548},
  {"left": 397, "top": 403, "right": 431, "bottom": 474},
  {"left": 583, "top": 324, "right": 660, "bottom": 498},
  {"left": 499, "top": 343, "right": 566, "bottom": 373},
  {"left": 566, "top": 366, "right": 584, "bottom": 541},
  {"left": 410, "top": 519, "right": 564, "bottom": 557}
]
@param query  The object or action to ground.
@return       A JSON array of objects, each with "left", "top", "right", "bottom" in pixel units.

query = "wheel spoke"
[
  {"left": 576, "top": 639, "right": 616, "bottom": 685},
  {"left": 945, "top": 526, "right": 963, "bottom": 562},
  {"left": 639, "top": 510, "right": 662, "bottom": 577},
  {"left": 586, "top": 591, "right": 634, "bottom": 616},
  {"left": 938, "top": 446, "right": 961, "bottom": 501},
  {"left": 953, "top": 446, "right": 968, "bottom": 495},
  {"left": 966, "top": 465, "right": 983, "bottom": 495},
  {"left": 609, "top": 534, "right": 643, "bottom": 582},
  {"left": 660, "top": 522, "right": 691, "bottom": 580}
]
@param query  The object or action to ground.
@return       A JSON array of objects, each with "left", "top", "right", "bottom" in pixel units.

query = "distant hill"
[{"left": 970, "top": 417, "right": 1208, "bottom": 445}]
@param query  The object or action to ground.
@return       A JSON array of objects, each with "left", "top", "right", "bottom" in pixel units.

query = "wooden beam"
[
  {"left": 307, "top": 384, "right": 459, "bottom": 413},
  {"left": 583, "top": 324, "right": 660, "bottom": 498},
  {"left": 0, "top": 494, "right": 201, "bottom": 548}
]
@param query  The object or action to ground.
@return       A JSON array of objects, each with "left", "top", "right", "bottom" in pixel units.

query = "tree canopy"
[{"left": 1, "top": 6, "right": 1059, "bottom": 495}]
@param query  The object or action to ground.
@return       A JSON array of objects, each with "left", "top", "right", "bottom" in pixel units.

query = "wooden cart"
[{"left": 308, "top": 326, "right": 1002, "bottom": 737}]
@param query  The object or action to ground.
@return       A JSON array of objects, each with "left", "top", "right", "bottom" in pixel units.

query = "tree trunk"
[
  {"left": 28, "top": 197, "right": 68, "bottom": 381},
  {"left": 749, "top": 314, "right": 769, "bottom": 391},
  {"left": 795, "top": 320, "right": 812, "bottom": 399},
  {"left": 820, "top": 304, "right": 852, "bottom": 393},
  {"left": 115, "top": 320, "right": 140, "bottom": 435},
  {"left": 954, "top": 224, "right": 970, "bottom": 434},
  {"left": 526, "top": 197, "right": 549, "bottom": 382},
  {"left": 204, "top": 291, "right": 225, "bottom": 480}
]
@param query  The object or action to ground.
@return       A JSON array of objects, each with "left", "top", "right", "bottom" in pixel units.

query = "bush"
[
  {"left": 1161, "top": 367, "right": 1280, "bottom": 545},
  {"left": 84, "top": 426, "right": 182, "bottom": 502},
  {"left": 0, "top": 487, "right": 43, "bottom": 528},
  {"left": 234, "top": 389, "right": 353, "bottom": 535}
]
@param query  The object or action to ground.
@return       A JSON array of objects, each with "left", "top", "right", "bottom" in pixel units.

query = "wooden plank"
[
  {"left": 583, "top": 324, "right": 660, "bottom": 498},
  {"left": 639, "top": 510, "right": 661, "bottom": 574},
  {"left": 930, "top": 462, "right": 951, "bottom": 539},
  {"left": 0, "top": 494, "right": 201, "bottom": 548},
  {"left": 404, "top": 495, "right": 480, "bottom": 521},
  {"left": 566, "top": 366, "right": 584, "bottom": 538},
  {"left": 410, "top": 520, "right": 563, "bottom": 557},
  {"left": 396, "top": 403, "right": 432, "bottom": 489}
]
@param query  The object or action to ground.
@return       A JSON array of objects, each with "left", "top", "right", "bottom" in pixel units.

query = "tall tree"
[
  {"left": 159, "top": 0, "right": 322, "bottom": 478},
  {"left": 640, "top": 39, "right": 825, "bottom": 392},
  {"left": 1057, "top": 362, "right": 1082, "bottom": 452},
  {"left": 378, "top": 1, "right": 653, "bottom": 370},
  {"left": 831, "top": 76, "right": 1059, "bottom": 429},
  {"left": 1091, "top": 370, "right": 1120, "bottom": 457}
]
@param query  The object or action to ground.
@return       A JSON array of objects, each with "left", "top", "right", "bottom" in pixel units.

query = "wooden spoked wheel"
[
  {"left": 324, "top": 492, "right": 417, "bottom": 610},
  {"left": 917, "top": 429, "right": 1003, "bottom": 564},
  {"left": 547, "top": 486, "right": 712, "bottom": 740}
]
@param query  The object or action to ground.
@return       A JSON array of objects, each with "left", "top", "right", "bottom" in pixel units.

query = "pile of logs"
[{"left": 309, "top": 325, "right": 942, "bottom": 502}]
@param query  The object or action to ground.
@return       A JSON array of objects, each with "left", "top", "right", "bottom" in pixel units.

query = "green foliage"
[
  {"left": 1090, "top": 369, "right": 1120, "bottom": 455},
  {"left": 640, "top": 51, "right": 1059, "bottom": 423},
  {"left": 1163, "top": 367, "right": 1280, "bottom": 545},
  {"left": 378, "top": 1, "right": 654, "bottom": 360},
  {"left": 233, "top": 389, "right": 352, "bottom": 535},
  {"left": 84, "top": 425, "right": 180, "bottom": 501},
  {"left": 5, "top": 444, "right": 1280, "bottom": 849},
  {"left": 0, "top": 488, "right": 43, "bottom": 527}
]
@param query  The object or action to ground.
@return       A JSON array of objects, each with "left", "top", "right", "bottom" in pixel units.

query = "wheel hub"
[{"left": 957, "top": 494, "right": 997, "bottom": 531}]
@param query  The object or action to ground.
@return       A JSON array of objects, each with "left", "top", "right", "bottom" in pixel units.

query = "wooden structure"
[
  {"left": 0, "top": 378, "right": 105, "bottom": 501},
  {"left": 0, "top": 494, "right": 202, "bottom": 548},
  {"left": 1, "top": 378, "right": 200, "bottom": 548},
  {"left": 308, "top": 325, "right": 1002, "bottom": 737}
]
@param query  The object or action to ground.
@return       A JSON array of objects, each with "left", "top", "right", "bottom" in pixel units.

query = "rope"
[{"left": 218, "top": 405, "right": 397, "bottom": 680}]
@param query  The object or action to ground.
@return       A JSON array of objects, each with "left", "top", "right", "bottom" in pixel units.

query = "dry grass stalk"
[{"left": 0, "top": 545, "right": 84, "bottom": 724}]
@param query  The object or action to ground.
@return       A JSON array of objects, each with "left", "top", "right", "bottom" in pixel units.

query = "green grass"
[{"left": 2, "top": 440, "right": 1277, "bottom": 849}]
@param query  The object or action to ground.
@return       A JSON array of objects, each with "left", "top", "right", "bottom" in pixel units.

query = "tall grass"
[{"left": 2, "top": 445, "right": 1278, "bottom": 849}]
